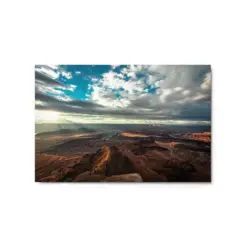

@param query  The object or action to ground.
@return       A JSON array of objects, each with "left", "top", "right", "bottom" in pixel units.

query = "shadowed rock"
[
  {"left": 36, "top": 137, "right": 211, "bottom": 182},
  {"left": 74, "top": 171, "right": 105, "bottom": 182},
  {"left": 102, "top": 173, "right": 143, "bottom": 182}
]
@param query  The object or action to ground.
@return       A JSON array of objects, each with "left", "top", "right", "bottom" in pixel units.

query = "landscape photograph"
[{"left": 35, "top": 65, "right": 211, "bottom": 182}]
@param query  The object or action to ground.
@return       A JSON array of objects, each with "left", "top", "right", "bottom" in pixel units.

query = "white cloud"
[
  {"left": 91, "top": 77, "right": 98, "bottom": 82},
  {"left": 98, "top": 70, "right": 146, "bottom": 94},
  {"left": 174, "top": 87, "right": 183, "bottom": 92},
  {"left": 35, "top": 65, "right": 60, "bottom": 79},
  {"left": 148, "top": 75, "right": 158, "bottom": 84},
  {"left": 191, "top": 93, "right": 209, "bottom": 102},
  {"left": 90, "top": 84, "right": 131, "bottom": 108},
  {"left": 54, "top": 95, "right": 73, "bottom": 101},
  {"left": 75, "top": 71, "right": 81, "bottom": 75},
  {"left": 159, "top": 89, "right": 173, "bottom": 102},
  {"left": 35, "top": 100, "right": 46, "bottom": 106},
  {"left": 182, "top": 90, "right": 190, "bottom": 96},
  {"left": 47, "top": 65, "right": 59, "bottom": 70},
  {"left": 61, "top": 70, "right": 72, "bottom": 79},
  {"left": 36, "top": 84, "right": 65, "bottom": 95},
  {"left": 35, "top": 65, "right": 73, "bottom": 80},
  {"left": 201, "top": 72, "right": 212, "bottom": 90},
  {"left": 66, "top": 84, "right": 77, "bottom": 92}
]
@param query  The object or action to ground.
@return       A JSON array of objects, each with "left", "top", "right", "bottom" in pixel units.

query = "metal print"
[{"left": 35, "top": 65, "right": 211, "bottom": 182}]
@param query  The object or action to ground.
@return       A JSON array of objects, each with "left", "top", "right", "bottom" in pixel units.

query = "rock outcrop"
[
  {"left": 36, "top": 139, "right": 211, "bottom": 182},
  {"left": 102, "top": 173, "right": 143, "bottom": 182}
]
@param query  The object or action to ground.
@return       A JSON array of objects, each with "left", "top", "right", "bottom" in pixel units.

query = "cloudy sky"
[{"left": 35, "top": 65, "right": 211, "bottom": 125}]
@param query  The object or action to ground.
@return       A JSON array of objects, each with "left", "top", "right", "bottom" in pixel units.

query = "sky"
[{"left": 35, "top": 65, "right": 211, "bottom": 125}]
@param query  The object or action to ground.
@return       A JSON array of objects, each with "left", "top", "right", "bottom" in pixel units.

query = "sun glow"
[{"left": 36, "top": 110, "right": 61, "bottom": 122}]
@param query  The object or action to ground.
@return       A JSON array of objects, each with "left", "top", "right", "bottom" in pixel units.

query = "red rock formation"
[
  {"left": 36, "top": 139, "right": 211, "bottom": 182},
  {"left": 182, "top": 132, "right": 211, "bottom": 142}
]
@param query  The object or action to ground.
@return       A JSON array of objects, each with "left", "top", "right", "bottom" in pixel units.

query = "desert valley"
[{"left": 35, "top": 124, "right": 211, "bottom": 182}]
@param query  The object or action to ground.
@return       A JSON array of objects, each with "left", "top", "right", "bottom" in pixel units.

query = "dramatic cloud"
[
  {"left": 35, "top": 70, "right": 67, "bottom": 88},
  {"left": 35, "top": 66, "right": 78, "bottom": 103},
  {"left": 35, "top": 65, "right": 211, "bottom": 124},
  {"left": 36, "top": 65, "right": 72, "bottom": 81}
]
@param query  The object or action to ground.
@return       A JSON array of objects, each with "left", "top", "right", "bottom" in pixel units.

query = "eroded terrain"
[{"left": 35, "top": 126, "right": 211, "bottom": 182}]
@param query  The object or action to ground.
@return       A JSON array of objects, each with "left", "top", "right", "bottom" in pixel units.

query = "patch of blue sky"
[
  {"left": 54, "top": 65, "right": 157, "bottom": 101},
  {"left": 115, "top": 92, "right": 123, "bottom": 99},
  {"left": 55, "top": 65, "right": 113, "bottom": 100},
  {"left": 66, "top": 65, "right": 111, "bottom": 77},
  {"left": 144, "top": 84, "right": 159, "bottom": 94}
]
